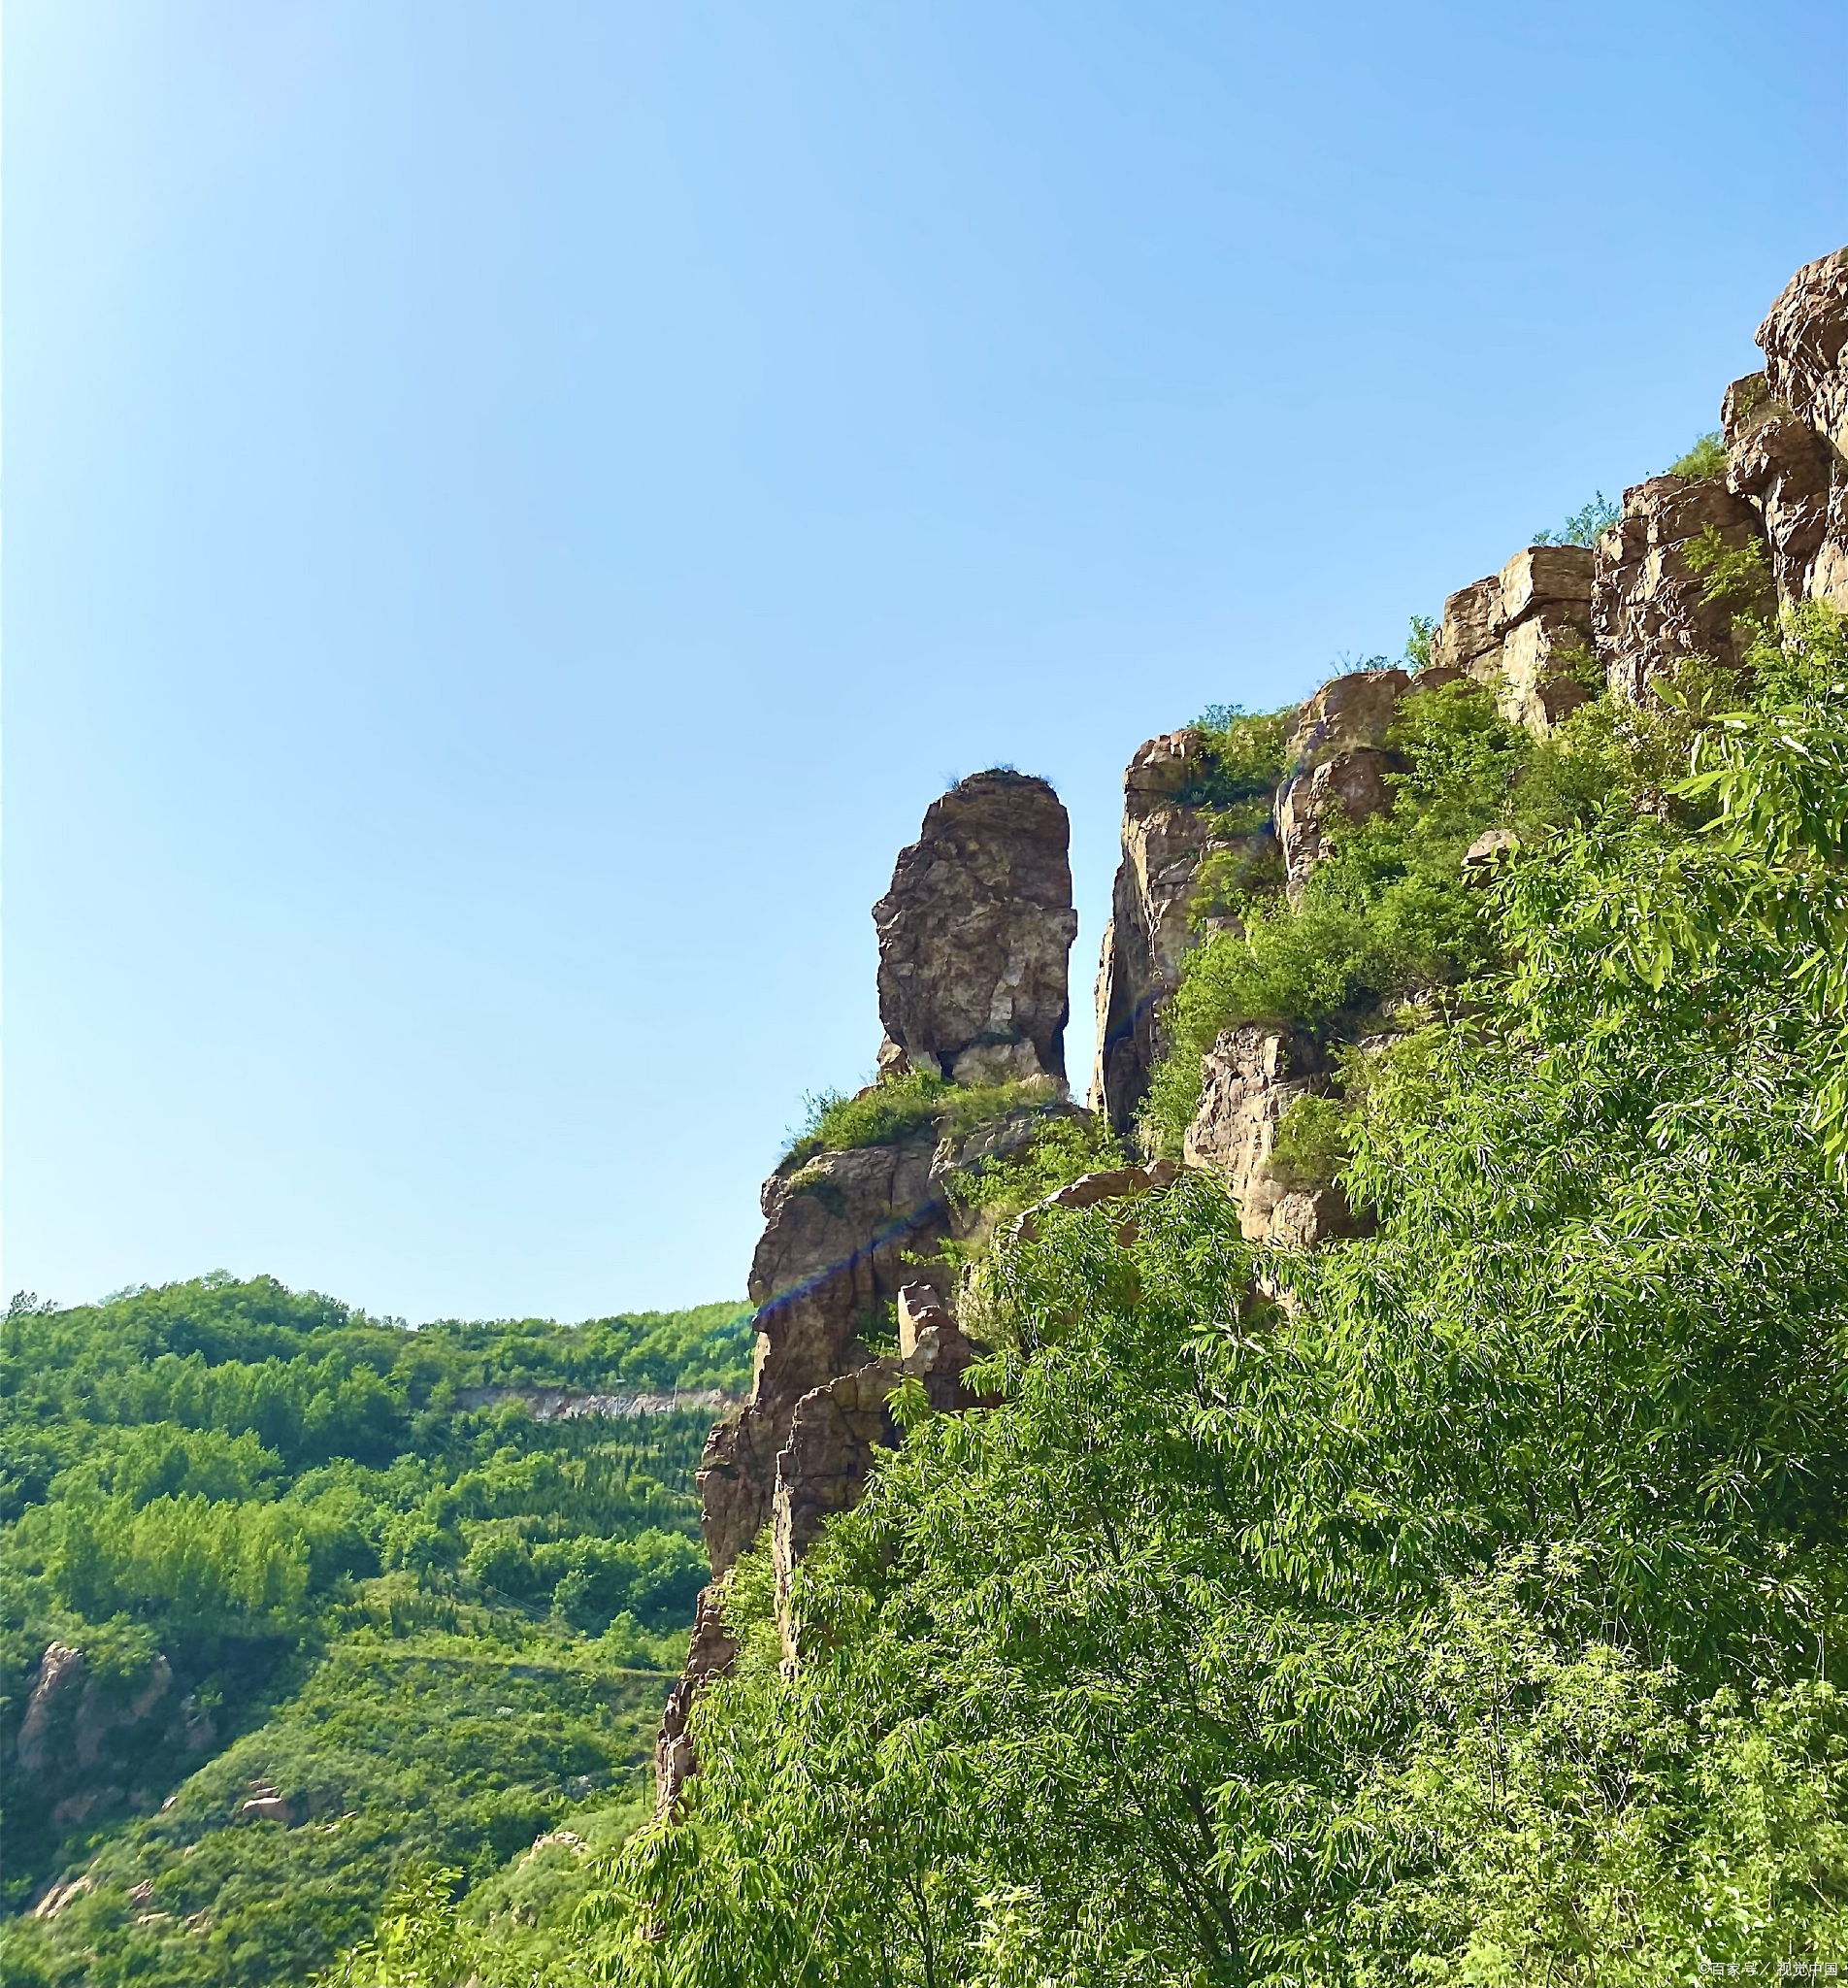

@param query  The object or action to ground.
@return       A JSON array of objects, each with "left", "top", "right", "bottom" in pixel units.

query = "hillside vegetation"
[
  {"left": 340, "top": 599, "right": 1848, "bottom": 1984},
  {"left": 0, "top": 1280, "right": 748, "bottom": 1986}
]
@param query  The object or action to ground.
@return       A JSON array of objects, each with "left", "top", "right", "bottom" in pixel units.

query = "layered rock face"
[
  {"left": 660, "top": 773, "right": 1077, "bottom": 1811},
  {"left": 1275, "top": 670, "right": 1411, "bottom": 900},
  {"left": 1755, "top": 246, "right": 1848, "bottom": 612},
  {"left": 1091, "top": 731, "right": 1226, "bottom": 1132},
  {"left": 1432, "top": 546, "right": 1596, "bottom": 736},
  {"left": 874, "top": 771, "right": 1079, "bottom": 1085},
  {"left": 1723, "top": 373, "right": 1834, "bottom": 606},
  {"left": 1182, "top": 1025, "right": 1362, "bottom": 1249},
  {"left": 1593, "top": 476, "right": 1767, "bottom": 702}
]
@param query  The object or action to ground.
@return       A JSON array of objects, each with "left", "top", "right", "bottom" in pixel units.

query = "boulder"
[
  {"left": 874, "top": 771, "right": 1078, "bottom": 1086},
  {"left": 1183, "top": 1025, "right": 1361, "bottom": 1246},
  {"left": 1285, "top": 669, "right": 1411, "bottom": 768},
  {"left": 1593, "top": 476, "right": 1770, "bottom": 701}
]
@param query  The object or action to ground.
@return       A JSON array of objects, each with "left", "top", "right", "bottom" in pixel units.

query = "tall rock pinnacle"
[{"left": 873, "top": 770, "right": 1079, "bottom": 1086}]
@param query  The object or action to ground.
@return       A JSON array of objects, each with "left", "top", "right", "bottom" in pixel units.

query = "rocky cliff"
[{"left": 660, "top": 241, "right": 1848, "bottom": 1806}]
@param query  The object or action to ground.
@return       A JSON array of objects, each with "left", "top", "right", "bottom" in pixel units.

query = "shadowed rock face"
[
  {"left": 1755, "top": 248, "right": 1848, "bottom": 613},
  {"left": 1091, "top": 730, "right": 1230, "bottom": 1133},
  {"left": 874, "top": 771, "right": 1078, "bottom": 1086}
]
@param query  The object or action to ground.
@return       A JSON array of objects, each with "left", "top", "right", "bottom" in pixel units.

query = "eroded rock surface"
[
  {"left": 653, "top": 1585, "right": 739, "bottom": 1817},
  {"left": 1183, "top": 1025, "right": 1359, "bottom": 1246},
  {"left": 1753, "top": 248, "right": 1848, "bottom": 612},
  {"left": 1090, "top": 731, "right": 1232, "bottom": 1132},
  {"left": 874, "top": 771, "right": 1078, "bottom": 1086},
  {"left": 1594, "top": 476, "right": 1768, "bottom": 701},
  {"left": 1432, "top": 547, "right": 1595, "bottom": 736},
  {"left": 697, "top": 1130, "right": 948, "bottom": 1575},
  {"left": 1723, "top": 372, "right": 1835, "bottom": 605}
]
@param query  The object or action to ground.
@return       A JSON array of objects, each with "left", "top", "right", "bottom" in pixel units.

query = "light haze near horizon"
[{"left": 6, "top": 1, "right": 1844, "bottom": 1321}]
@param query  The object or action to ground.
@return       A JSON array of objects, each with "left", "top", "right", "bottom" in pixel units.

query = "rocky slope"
[{"left": 658, "top": 242, "right": 1848, "bottom": 1806}]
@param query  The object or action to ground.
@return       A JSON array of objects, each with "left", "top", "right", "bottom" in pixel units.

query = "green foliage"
[
  {"left": 1402, "top": 614, "right": 1436, "bottom": 669},
  {"left": 1143, "top": 680, "right": 1549, "bottom": 1154},
  {"left": 1178, "top": 707, "right": 1292, "bottom": 829},
  {"left": 1267, "top": 1089, "right": 1350, "bottom": 1189},
  {"left": 1533, "top": 489, "right": 1620, "bottom": 547},
  {"left": 564, "top": 601, "right": 1848, "bottom": 1986},
  {"left": 784, "top": 1071, "right": 1068, "bottom": 1167},
  {"left": 1684, "top": 519, "right": 1776, "bottom": 620},
  {"left": 1667, "top": 430, "right": 1728, "bottom": 480},
  {"left": 945, "top": 1113, "right": 1129, "bottom": 1215},
  {"left": 0, "top": 1277, "right": 745, "bottom": 1982}
]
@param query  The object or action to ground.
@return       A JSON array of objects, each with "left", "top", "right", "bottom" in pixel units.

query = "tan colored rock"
[
  {"left": 652, "top": 1583, "right": 739, "bottom": 1817},
  {"left": 874, "top": 771, "right": 1078, "bottom": 1086},
  {"left": 1091, "top": 730, "right": 1250, "bottom": 1132},
  {"left": 1593, "top": 475, "right": 1769, "bottom": 701},
  {"left": 1499, "top": 609, "right": 1594, "bottom": 733},
  {"left": 1497, "top": 545, "right": 1596, "bottom": 625},
  {"left": 1183, "top": 1025, "right": 1361, "bottom": 1246},
  {"left": 1006, "top": 1159, "right": 1176, "bottom": 1247},
  {"left": 1463, "top": 828, "right": 1521, "bottom": 873},
  {"left": 239, "top": 1795, "right": 294, "bottom": 1825},
  {"left": 1432, "top": 548, "right": 1594, "bottom": 737},
  {"left": 1285, "top": 669, "right": 1411, "bottom": 769},
  {"left": 1758, "top": 247, "right": 1848, "bottom": 453},
  {"left": 1430, "top": 577, "right": 1502, "bottom": 678},
  {"left": 1723, "top": 369, "right": 1838, "bottom": 606},
  {"left": 1275, "top": 748, "right": 1396, "bottom": 900}
]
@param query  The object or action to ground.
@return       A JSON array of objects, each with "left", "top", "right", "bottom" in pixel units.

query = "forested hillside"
[{"left": 0, "top": 1279, "right": 748, "bottom": 1985}]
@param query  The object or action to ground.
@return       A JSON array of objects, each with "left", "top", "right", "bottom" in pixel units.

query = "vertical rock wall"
[{"left": 658, "top": 770, "right": 1079, "bottom": 1812}]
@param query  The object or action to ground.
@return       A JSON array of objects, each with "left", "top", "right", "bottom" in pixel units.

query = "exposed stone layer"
[
  {"left": 1433, "top": 547, "right": 1595, "bottom": 736},
  {"left": 1091, "top": 731, "right": 1222, "bottom": 1132},
  {"left": 1593, "top": 476, "right": 1768, "bottom": 702},
  {"left": 874, "top": 771, "right": 1078, "bottom": 1086},
  {"left": 1723, "top": 373, "right": 1835, "bottom": 605},
  {"left": 1753, "top": 249, "right": 1848, "bottom": 612},
  {"left": 1183, "top": 1024, "right": 1361, "bottom": 1246}
]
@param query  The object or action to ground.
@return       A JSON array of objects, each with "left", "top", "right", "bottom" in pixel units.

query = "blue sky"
[{"left": 5, "top": 0, "right": 1843, "bottom": 1321}]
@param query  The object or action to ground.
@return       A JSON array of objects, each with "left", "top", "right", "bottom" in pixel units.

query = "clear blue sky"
[{"left": 5, "top": 1, "right": 1842, "bottom": 1321}]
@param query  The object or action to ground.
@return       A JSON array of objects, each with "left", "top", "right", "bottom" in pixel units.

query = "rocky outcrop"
[
  {"left": 1722, "top": 373, "right": 1835, "bottom": 606},
  {"left": 1752, "top": 248, "right": 1848, "bottom": 612},
  {"left": 662, "top": 778, "right": 1080, "bottom": 1812},
  {"left": 9, "top": 1640, "right": 214, "bottom": 1838},
  {"left": 1274, "top": 670, "right": 1409, "bottom": 899},
  {"left": 1593, "top": 476, "right": 1768, "bottom": 702},
  {"left": 653, "top": 1587, "right": 738, "bottom": 1816},
  {"left": 1432, "top": 547, "right": 1596, "bottom": 736},
  {"left": 874, "top": 771, "right": 1078, "bottom": 1086},
  {"left": 1182, "top": 1025, "right": 1360, "bottom": 1246},
  {"left": 1091, "top": 731, "right": 1224, "bottom": 1133}
]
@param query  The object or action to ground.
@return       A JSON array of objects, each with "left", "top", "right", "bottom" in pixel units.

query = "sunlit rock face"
[{"left": 874, "top": 770, "right": 1078, "bottom": 1087}]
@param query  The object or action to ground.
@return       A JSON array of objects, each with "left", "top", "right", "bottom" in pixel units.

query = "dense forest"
[
  {"left": 330, "top": 586, "right": 1848, "bottom": 1983},
  {"left": 0, "top": 1281, "right": 749, "bottom": 1985}
]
